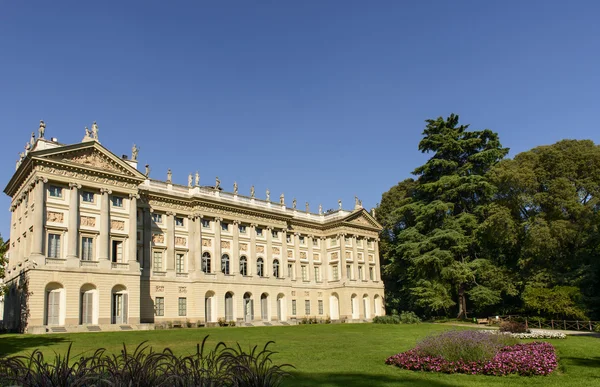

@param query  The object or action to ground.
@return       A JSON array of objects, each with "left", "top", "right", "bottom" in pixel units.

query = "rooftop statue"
[
  {"left": 319, "top": 204, "right": 323, "bottom": 215},
  {"left": 250, "top": 185, "right": 255, "bottom": 198},
  {"left": 338, "top": 199, "right": 342, "bottom": 210},
  {"left": 305, "top": 202, "right": 309, "bottom": 213},
  {"left": 30, "top": 132, "right": 35, "bottom": 146},
  {"left": 215, "top": 176, "right": 220, "bottom": 189},
  {"left": 188, "top": 173, "right": 193, "bottom": 187},
  {"left": 280, "top": 193, "right": 284, "bottom": 205},
  {"left": 266, "top": 189, "right": 270, "bottom": 202},
  {"left": 195, "top": 171, "right": 199, "bottom": 186},
  {"left": 167, "top": 169, "right": 172, "bottom": 183},
  {"left": 292, "top": 198, "right": 297, "bottom": 209},
  {"left": 91, "top": 121, "right": 99, "bottom": 140},
  {"left": 145, "top": 164, "right": 150, "bottom": 177},
  {"left": 38, "top": 120, "right": 46, "bottom": 138},
  {"left": 233, "top": 181, "right": 238, "bottom": 194},
  {"left": 131, "top": 144, "right": 139, "bottom": 161}
]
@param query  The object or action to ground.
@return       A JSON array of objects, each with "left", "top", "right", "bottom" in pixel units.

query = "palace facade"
[{"left": 2, "top": 122, "right": 384, "bottom": 333}]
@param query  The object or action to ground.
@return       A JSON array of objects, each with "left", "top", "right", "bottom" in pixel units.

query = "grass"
[{"left": 1, "top": 323, "right": 599, "bottom": 386}]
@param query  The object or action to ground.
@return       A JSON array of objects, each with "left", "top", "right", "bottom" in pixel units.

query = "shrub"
[
  {"left": 399, "top": 311, "right": 421, "bottom": 324},
  {"left": 416, "top": 330, "right": 519, "bottom": 362},
  {"left": 499, "top": 321, "right": 528, "bottom": 333},
  {"left": 594, "top": 323, "right": 600, "bottom": 333},
  {"left": 0, "top": 336, "right": 293, "bottom": 386},
  {"left": 229, "top": 320, "right": 236, "bottom": 327},
  {"left": 386, "top": 341, "right": 558, "bottom": 376},
  {"left": 373, "top": 312, "right": 421, "bottom": 325},
  {"left": 484, "top": 330, "right": 566, "bottom": 339}
]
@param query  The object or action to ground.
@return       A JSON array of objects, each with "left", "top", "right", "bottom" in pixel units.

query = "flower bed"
[
  {"left": 386, "top": 341, "right": 558, "bottom": 376},
  {"left": 484, "top": 329, "right": 567, "bottom": 339}
]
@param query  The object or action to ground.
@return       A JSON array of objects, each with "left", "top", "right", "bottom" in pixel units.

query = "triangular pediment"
[
  {"left": 342, "top": 209, "right": 382, "bottom": 230},
  {"left": 33, "top": 141, "right": 146, "bottom": 181}
]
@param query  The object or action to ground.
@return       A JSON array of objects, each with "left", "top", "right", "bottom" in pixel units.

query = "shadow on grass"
[
  {"left": 563, "top": 356, "right": 600, "bottom": 370},
  {"left": 285, "top": 372, "right": 456, "bottom": 387},
  {"left": 0, "top": 334, "right": 68, "bottom": 357}
]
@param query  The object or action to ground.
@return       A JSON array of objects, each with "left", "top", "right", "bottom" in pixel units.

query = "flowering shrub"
[
  {"left": 416, "top": 330, "right": 519, "bottom": 362},
  {"left": 386, "top": 341, "right": 558, "bottom": 376},
  {"left": 499, "top": 321, "right": 528, "bottom": 333},
  {"left": 484, "top": 329, "right": 567, "bottom": 339}
]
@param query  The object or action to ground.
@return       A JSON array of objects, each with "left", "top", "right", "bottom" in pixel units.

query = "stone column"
[
  {"left": 232, "top": 220, "right": 240, "bottom": 275},
  {"left": 98, "top": 188, "right": 112, "bottom": 261},
  {"left": 250, "top": 224, "right": 257, "bottom": 275},
  {"left": 128, "top": 194, "right": 139, "bottom": 266},
  {"left": 294, "top": 232, "right": 301, "bottom": 280},
  {"left": 31, "top": 176, "right": 47, "bottom": 259},
  {"left": 214, "top": 217, "right": 222, "bottom": 273},
  {"left": 362, "top": 237, "right": 369, "bottom": 280},
  {"left": 281, "top": 230, "right": 288, "bottom": 278},
  {"left": 187, "top": 214, "right": 196, "bottom": 271},
  {"left": 373, "top": 238, "right": 381, "bottom": 281},
  {"left": 143, "top": 208, "right": 151, "bottom": 269},
  {"left": 307, "top": 235, "right": 315, "bottom": 282},
  {"left": 166, "top": 212, "right": 175, "bottom": 271},
  {"left": 196, "top": 215, "right": 203, "bottom": 272},
  {"left": 66, "top": 183, "right": 81, "bottom": 265},
  {"left": 266, "top": 227, "right": 272, "bottom": 277},
  {"left": 340, "top": 233, "right": 347, "bottom": 280},
  {"left": 352, "top": 235, "right": 359, "bottom": 282}
]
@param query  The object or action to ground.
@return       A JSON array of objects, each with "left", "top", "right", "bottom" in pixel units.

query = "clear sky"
[{"left": 1, "top": 1, "right": 599, "bottom": 239}]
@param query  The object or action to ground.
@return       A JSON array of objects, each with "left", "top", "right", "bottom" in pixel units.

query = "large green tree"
[
  {"left": 378, "top": 114, "right": 510, "bottom": 318},
  {"left": 485, "top": 139, "right": 600, "bottom": 319}
]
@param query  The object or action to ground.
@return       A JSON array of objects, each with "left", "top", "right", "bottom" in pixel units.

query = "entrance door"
[
  {"left": 47, "top": 291, "right": 60, "bottom": 325},
  {"left": 112, "top": 293, "right": 128, "bottom": 324},
  {"left": 261, "top": 295, "right": 268, "bottom": 321},
  {"left": 205, "top": 297, "right": 212, "bottom": 323},
  {"left": 244, "top": 297, "right": 254, "bottom": 322},
  {"left": 277, "top": 298, "right": 282, "bottom": 321},
  {"left": 81, "top": 292, "right": 93, "bottom": 324}
]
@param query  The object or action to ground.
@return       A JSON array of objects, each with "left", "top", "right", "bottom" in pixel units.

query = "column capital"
[
  {"left": 187, "top": 213, "right": 195, "bottom": 220},
  {"left": 69, "top": 182, "right": 82, "bottom": 189},
  {"left": 215, "top": 217, "right": 223, "bottom": 223},
  {"left": 166, "top": 211, "right": 176, "bottom": 216},
  {"left": 232, "top": 219, "right": 240, "bottom": 225},
  {"left": 149, "top": 208, "right": 155, "bottom": 213},
  {"left": 319, "top": 236, "right": 327, "bottom": 240},
  {"left": 128, "top": 193, "right": 140, "bottom": 199},
  {"left": 294, "top": 232, "right": 300, "bottom": 236},
  {"left": 266, "top": 226, "right": 273, "bottom": 231},
  {"left": 250, "top": 223, "right": 258, "bottom": 228},
  {"left": 100, "top": 188, "right": 112, "bottom": 195},
  {"left": 35, "top": 176, "right": 48, "bottom": 184}
]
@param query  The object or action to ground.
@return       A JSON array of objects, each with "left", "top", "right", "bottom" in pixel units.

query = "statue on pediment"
[
  {"left": 280, "top": 193, "right": 284, "bottom": 205},
  {"left": 305, "top": 202, "right": 309, "bottom": 213},
  {"left": 195, "top": 171, "right": 199, "bottom": 186},
  {"left": 338, "top": 199, "right": 342, "bottom": 210},
  {"left": 82, "top": 127, "right": 92, "bottom": 142},
  {"left": 293, "top": 198, "right": 297, "bottom": 209},
  {"left": 91, "top": 121, "right": 99, "bottom": 140},
  {"left": 145, "top": 164, "right": 150, "bottom": 177},
  {"left": 215, "top": 176, "right": 220, "bottom": 189},
  {"left": 38, "top": 120, "right": 46, "bottom": 138},
  {"left": 131, "top": 144, "right": 139, "bottom": 161},
  {"left": 167, "top": 169, "right": 172, "bottom": 183},
  {"left": 319, "top": 204, "right": 323, "bottom": 215},
  {"left": 266, "top": 189, "right": 270, "bottom": 202},
  {"left": 188, "top": 173, "right": 193, "bottom": 187},
  {"left": 250, "top": 185, "right": 255, "bottom": 198},
  {"left": 233, "top": 181, "right": 238, "bottom": 194},
  {"left": 25, "top": 142, "right": 31, "bottom": 153},
  {"left": 30, "top": 132, "right": 35, "bottom": 146}
]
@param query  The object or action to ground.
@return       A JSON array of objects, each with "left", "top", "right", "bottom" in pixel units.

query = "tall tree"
[
  {"left": 379, "top": 114, "right": 510, "bottom": 318},
  {"left": 0, "top": 235, "right": 7, "bottom": 295}
]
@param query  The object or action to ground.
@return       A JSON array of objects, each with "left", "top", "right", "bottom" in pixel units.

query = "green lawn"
[{"left": 1, "top": 323, "right": 599, "bottom": 386}]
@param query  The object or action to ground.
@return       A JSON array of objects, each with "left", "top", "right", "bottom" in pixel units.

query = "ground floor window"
[
  {"left": 292, "top": 299, "right": 297, "bottom": 315},
  {"left": 155, "top": 297, "right": 164, "bottom": 316},
  {"left": 318, "top": 300, "right": 323, "bottom": 315},
  {"left": 305, "top": 300, "right": 310, "bottom": 315},
  {"left": 178, "top": 297, "right": 187, "bottom": 316}
]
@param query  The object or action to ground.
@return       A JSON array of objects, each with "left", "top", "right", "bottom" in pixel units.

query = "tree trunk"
[{"left": 457, "top": 284, "right": 468, "bottom": 319}]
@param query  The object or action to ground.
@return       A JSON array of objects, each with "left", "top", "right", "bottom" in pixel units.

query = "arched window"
[
  {"left": 202, "top": 252, "right": 211, "bottom": 273},
  {"left": 221, "top": 254, "right": 230, "bottom": 274},
  {"left": 225, "top": 292, "right": 234, "bottom": 321},
  {"left": 273, "top": 259, "right": 279, "bottom": 278},
  {"left": 257, "top": 258, "right": 264, "bottom": 277},
  {"left": 240, "top": 256, "right": 247, "bottom": 276}
]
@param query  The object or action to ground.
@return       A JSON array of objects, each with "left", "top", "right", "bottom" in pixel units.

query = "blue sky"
[{"left": 1, "top": 1, "right": 599, "bottom": 239}]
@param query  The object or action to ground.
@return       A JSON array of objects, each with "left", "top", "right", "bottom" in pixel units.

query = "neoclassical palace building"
[{"left": 3, "top": 122, "right": 384, "bottom": 333}]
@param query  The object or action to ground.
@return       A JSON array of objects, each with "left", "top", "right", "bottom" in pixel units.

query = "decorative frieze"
[
  {"left": 47, "top": 211, "right": 63, "bottom": 223},
  {"left": 313, "top": 253, "right": 320, "bottom": 261},
  {"left": 300, "top": 251, "right": 307, "bottom": 259},
  {"left": 358, "top": 253, "right": 364, "bottom": 261},
  {"left": 304, "top": 291, "right": 309, "bottom": 297},
  {"left": 152, "top": 234, "right": 165, "bottom": 243},
  {"left": 287, "top": 250, "right": 293, "bottom": 258},
  {"left": 256, "top": 245, "right": 265, "bottom": 253},
  {"left": 111, "top": 220, "right": 125, "bottom": 231},
  {"left": 239, "top": 243, "right": 248, "bottom": 251},
  {"left": 221, "top": 241, "right": 230, "bottom": 249},
  {"left": 345, "top": 251, "right": 351, "bottom": 259},
  {"left": 331, "top": 252, "right": 339, "bottom": 260},
  {"left": 272, "top": 247, "right": 280, "bottom": 255},
  {"left": 175, "top": 237, "right": 187, "bottom": 246},
  {"left": 178, "top": 286, "right": 187, "bottom": 293},
  {"left": 80, "top": 216, "right": 96, "bottom": 227},
  {"left": 155, "top": 285, "right": 164, "bottom": 292},
  {"left": 369, "top": 254, "right": 375, "bottom": 262},
  {"left": 202, "top": 238, "right": 212, "bottom": 247},
  {"left": 36, "top": 164, "right": 139, "bottom": 189}
]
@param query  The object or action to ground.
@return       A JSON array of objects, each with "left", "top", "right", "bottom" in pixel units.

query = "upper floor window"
[
  {"left": 175, "top": 217, "right": 184, "bottom": 227},
  {"left": 201, "top": 219, "right": 210, "bottom": 228},
  {"left": 48, "top": 233, "right": 61, "bottom": 258},
  {"left": 332, "top": 265, "right": 339, "bottom": 281},
  {"left": 111, "top": 196, "right": 123, "bottom": 207},
  {"left": 152, "top": 213, "right": 163, "bottom": 223},
  {"left": 221, "top": 222, "right": 229, "bottom": 232},
  {"left": 49, "top": 186, "right": 62, "bottom": 198},
  {"left": 153, "top": 251, "right": 163, "bottom": 271},
  {"left": 273, "top": 259, "right": 280, "bottom": 278},
  {"left": 271, "top": 230, "right": 278, "bottom": 239},
  {"left": 330, "top": 238, "right": 338, "bottom": 247},
  {"left": 257, "top": 258, "right": 264, "bottom": 277},
  {"left": 368, "top": 240, "right": 374, "bottom": 249},
  {"left": 312, "top": 239, "right": 319, "bottom": 247},
  {"left": 82, "top": 191, "right": 94, "bottom": 203},
  {"left": 345, "top": 237, "right": 352, "bottom": 246},
  {"left": 286, "top": 234, "right": 292, "bottom": 243},
  {"left": 240, "top": 256, "right": 248, "bottom": 276},
  {"left": 369, "top": 266, "right": 375, "bottom": 281},
  {"left": 221, "top": 254, "right": 230, "bottom": 274},
  {"left": 202, "top": 252, "right": 211, "bottom": 273},
  {"left": 357, "top": 239, "right": 364, "bottom": 247},
  {"left": 176, "top": 253, "right": 185, "bottom": 273},
  {"left": 239, "top": 225, "right": 247, "bottom": 234},
  {"left": 256, "top": 228, "right": 263, "bottom": 237},
  {"left": 81, "top": 237, "right": 94, "bottom": 261},
  {"left": 299, "top": 236, "right": 305, "bottom": 245}
]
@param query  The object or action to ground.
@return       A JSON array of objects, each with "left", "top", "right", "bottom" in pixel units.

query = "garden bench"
[{"left": 476, "top": 318, "right": 489, "bottom": 325}]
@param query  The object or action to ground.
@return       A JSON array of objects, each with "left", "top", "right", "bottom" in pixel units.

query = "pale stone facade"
[{"left": 3, "top": 123, "right": 384, "bottom": 333}]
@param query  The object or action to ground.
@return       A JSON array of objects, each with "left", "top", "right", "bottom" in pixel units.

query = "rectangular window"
[
  {"left": 202, "top": 219, "right": 210, "bottom": 228},
  {"left": 330, "top": 238, "right": 337, "bottom": 247},
  {"left": 332, "top": 265, "right": 339, "bottom": 281},
  {"left": 49, "top": 185, "right": 62, "bottom": 198},
  {"left": 358, "top": 265, "right": 364, "bottom": 280},
  {"left": 221, "top": 222, "right": 229, "bottom": 232},
  {"left": 239, "top": 225, "right": 246, "bottom": 234},
  {"left": 305, "top": 300, "right": 310, "bottom": 315},
  {"left": 178, "top": 297, "right": 187, "bottom": 316},
  {"left": 111, "top": 196, "right": 123, "bottom": 207},
  {"left": 292, "top": 300, "right": 297, "bottom": 315},
  {"left": 48, "top": 233, "right": 61, "bottom": 258},
  {"left": 155, "top": 297, "right": 164, "bottom": 316},
  {"left": 318, "top": 300, "right": 324, "bottom": 315},
  {"left": 112, "top": 241, "right": 123, "bottom": 263},
  {"left": 153, "top": 251, "right": 163, "bottom": 271},
  {"left": 345, "top": 237, "right": 352, "bottom": 246},
  {"left": 368, "top": 240, "right": 374, "bottom": 249},
  {"left": 286, "top": 234, "right": 291, "bottom": 243},
  {"left": 175, "top": 217, "right": 184, "bottom": 227},
  {"left": 357, "top": 239, "right": 363, "bottom": 247},
  {"left": 314, "top": 266, "right": 320, "bottom": 282},
  {"left": 287, "top": 263, "right": 293, "bottom": 279},
  {"left": 299, "top": 236, "right": 305, "bottom": 245},
  {"left": 152, "top": 213, "right": 162, "bottom": 223},
  {"left": 256, "top": 227, "right": 263, "bottom": 237},
  {"left": 301, "top": 265, "right": 308, "bottom": 281},
  {"left": 82, "top": 191, "right": 94, "bottom": 203},
  {"left": 346, "top": 264, "right": 352, "bottom": 280},
  {"left": 369, "top": 267, "right": 375, "bottom": 281},
  {"left": 271, "top": 230, "right": 278, "bottom": 238},
  {"left": 176, "top": 253, "right": 185, "bottom": 273},
  {"left": 81, "top": 237, "right": 94, "bottom": 261},
  {"left": 312, "top": 239, "right": 318, "bottom": 247}
]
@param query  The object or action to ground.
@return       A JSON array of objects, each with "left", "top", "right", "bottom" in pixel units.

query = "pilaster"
[
  {"left": 166, "top": 212, "right": 175, "bottom": 271},
  {"left": 128, "top": 194, "right": 140, "bottom": 271},
  {"left": 98, "top": 188, "right": 111, "bottom": 263},
  {"left": 30, "top": 176, "right": 47, "bottom": 261},
  {"left": 214, "top": 217, "right": 222, "bottom": 273},
  {"left": 66, "top": 183, "right": 81, "bottom": 266}
]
